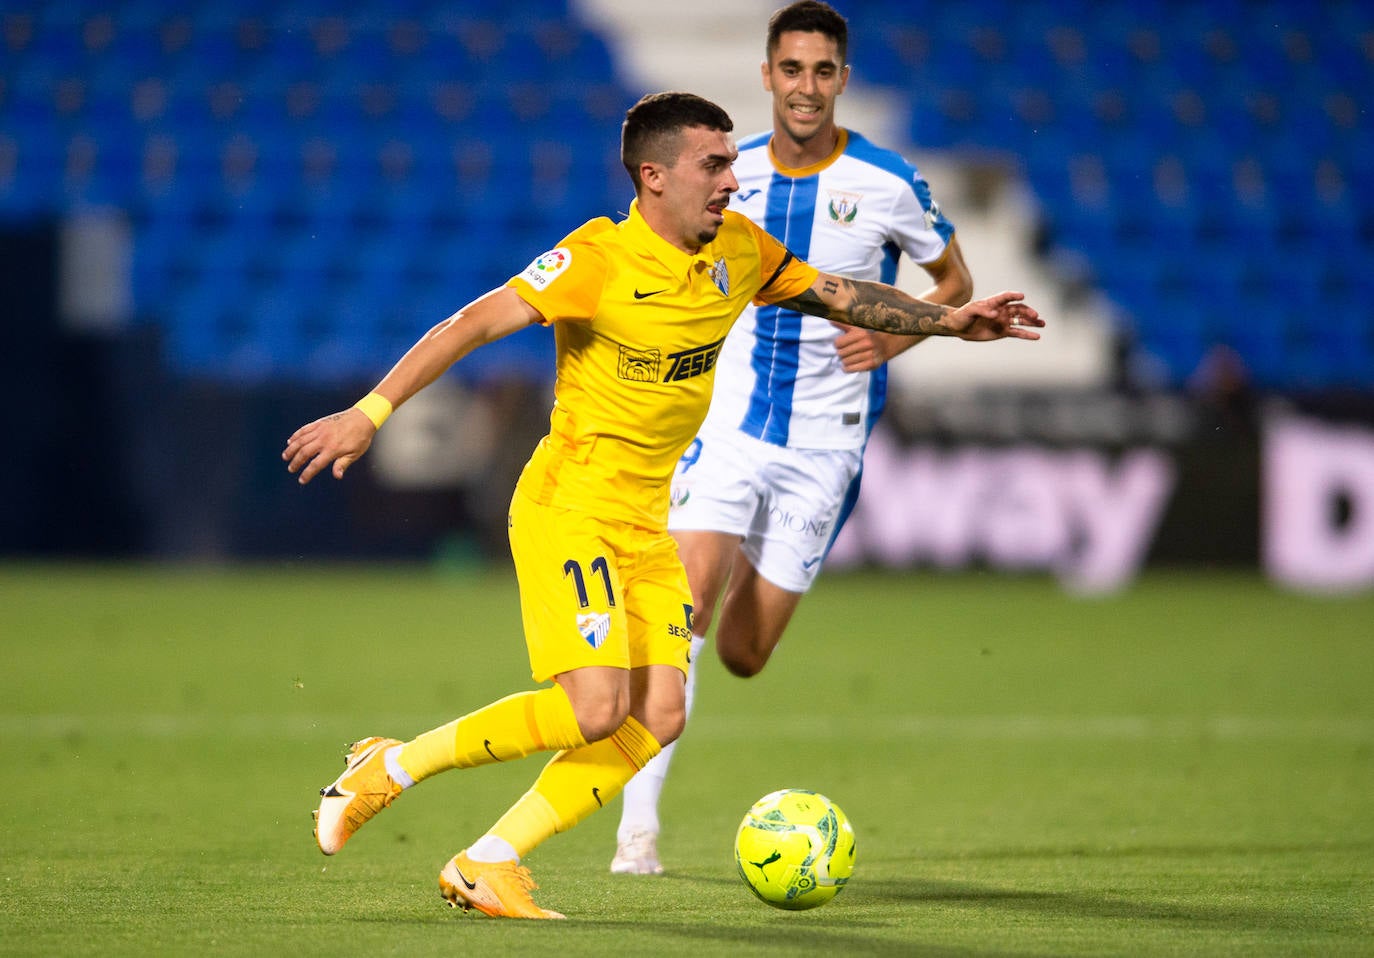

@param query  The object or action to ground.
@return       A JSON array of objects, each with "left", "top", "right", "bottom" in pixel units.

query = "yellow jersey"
[{"left": 508, "top": 201, "right": 819, "bottom": 529}]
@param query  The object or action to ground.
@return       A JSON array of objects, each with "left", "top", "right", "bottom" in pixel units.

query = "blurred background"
[{"left": 3, "top": 0, "right": 1371, "bottom": 593}]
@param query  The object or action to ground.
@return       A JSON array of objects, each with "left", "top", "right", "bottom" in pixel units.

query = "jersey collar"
[
  {"left": 767, "top": 127, "right": 849, "bottom": 179},
  {"left": 622, "top": 198, "right": 717, "bottom": 277}
]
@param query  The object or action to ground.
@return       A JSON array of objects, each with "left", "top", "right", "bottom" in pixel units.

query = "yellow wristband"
[{"left": 353, "top": 392, "right": 393, "bottom": 430}]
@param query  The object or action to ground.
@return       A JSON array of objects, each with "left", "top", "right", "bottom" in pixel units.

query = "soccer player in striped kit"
[{"left": 612, "top": 1, "right": 977, "bottom": 875}]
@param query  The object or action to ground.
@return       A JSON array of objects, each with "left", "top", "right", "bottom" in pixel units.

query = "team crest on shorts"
[
  {"left": 577, "top": 612, "right": 611, "bottom": 650},
  {"left": 708, "top": 256, "right": 730, "bottom": 296}
]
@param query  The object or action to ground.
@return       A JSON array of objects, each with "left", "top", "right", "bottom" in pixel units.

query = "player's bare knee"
[
  {"left": 557, "top": 667, "right": 633, "bottom": 740},
  {"left": 653, "top": 708, "right": 686, "bottom": 746},
  {"left": 572, "top": 698, "right": 631, "bottom": 741},
  {"left": 716, "top": 630, "right": 764, "bottom": 677},
  {"left": 719, "top": 645, "right": 767, "bottom": 678}
]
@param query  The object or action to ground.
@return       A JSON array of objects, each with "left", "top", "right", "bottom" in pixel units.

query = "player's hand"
[
  {"left": 831, "top": 323, "right": 896, "bottom": 372},
  {"left": 942, "top": 291, "right": 1043, "bottom": 342},
  {"left": 282, "top": 408, "right": 377, "bottom": 485}
]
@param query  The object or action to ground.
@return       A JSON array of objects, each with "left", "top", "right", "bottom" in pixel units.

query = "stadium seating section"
[{"left": 2, "top": 1, "right": 1370, "bottom": 389}]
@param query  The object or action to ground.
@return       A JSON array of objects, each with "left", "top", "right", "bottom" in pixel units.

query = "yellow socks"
[
  {"left": 393, "top": 689, "right": 663, "bottom": 861},
  {"left": 487, "top": 716, "right": 661, "bottom": 858},
  {"left": 395, "top": 685, "right": 587, "bottom": 784}
]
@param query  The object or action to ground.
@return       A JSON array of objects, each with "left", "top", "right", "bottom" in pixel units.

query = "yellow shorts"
[{"left": 508, "top": 489, "right": 693, "bottom": 683}]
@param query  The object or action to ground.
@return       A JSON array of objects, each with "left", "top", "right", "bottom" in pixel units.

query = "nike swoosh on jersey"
[
  {"left": 736, "top": 189, "right": 762, "bottom": 202},
  {"left": 633, "top": 288, "right": 667, "bottom": 299}
]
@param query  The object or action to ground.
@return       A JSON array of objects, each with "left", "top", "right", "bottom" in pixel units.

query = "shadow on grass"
[
  {"left": 561, "top": 918, "right": 1043, "bottom": 958},
  {"left": 639, "top": 842, "right": 1370, "bottom": 941},
  {"left": 853, "top": 873, "right": 1360, "bottom": 937},
  {"left": 337, "top": 841, "right": 1370, "bottom": 952},
  {"left": 928, "top": 838, "right": 1374, "bottom": 863}
]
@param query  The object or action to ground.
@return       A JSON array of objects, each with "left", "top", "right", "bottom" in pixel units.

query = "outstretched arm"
[
  {"left": 282, "top": 286, "right": 541, "bottom": 485},
  {"left": 774, "top": 270, "right": 1041, "bottom": 343},
  {"left": 832, "top": 234, "right": 975, "bottom": 371}
]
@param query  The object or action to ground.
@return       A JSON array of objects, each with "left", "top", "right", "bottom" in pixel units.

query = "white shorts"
[{"left": 667, "top": 421, "right": 864, "bottom": 593}]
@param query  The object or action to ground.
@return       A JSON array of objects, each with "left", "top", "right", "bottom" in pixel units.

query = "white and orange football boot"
[
  {"left": 313, "top": 736, "right": 404, "bottom": 855},
  {"left": 438, "top": 851, "right": 565, "bottom": 919}
]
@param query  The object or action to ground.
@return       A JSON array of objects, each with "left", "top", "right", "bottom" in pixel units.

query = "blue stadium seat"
[
  {"left": 0, "top": 129, "right": 59, "bottom": 219},
  {"left": 7, "top": 0, "right": 1367, "bottom": 389},
  {"left": 876, "top": 2, "right": 1324, "bottom": 388}
]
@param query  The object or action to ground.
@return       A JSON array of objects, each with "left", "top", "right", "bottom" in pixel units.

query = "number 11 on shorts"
[{"left": 563, "top": 556, "right": 616, "bottom": 608}]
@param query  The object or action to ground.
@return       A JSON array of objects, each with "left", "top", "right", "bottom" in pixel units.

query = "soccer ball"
[{"left": 734, "top": 788, "right": 856, "bottom": 910}]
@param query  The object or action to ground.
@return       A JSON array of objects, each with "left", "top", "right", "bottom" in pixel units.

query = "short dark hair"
[
  {"left": 766, "top": 1, "right": 848, "bottom": 65},
  {"left": 621, "top": 91, "right": 734, "bottom": 190}
]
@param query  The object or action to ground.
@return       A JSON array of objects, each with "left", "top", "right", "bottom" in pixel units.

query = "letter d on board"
[{"left": 1264, "top": 414, "right": 1374, "bottom": 592}]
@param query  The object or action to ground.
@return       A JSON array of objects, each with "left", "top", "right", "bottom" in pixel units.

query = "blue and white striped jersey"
[{"left": 705, "top": 128, "right": 956, "bottom": 450}]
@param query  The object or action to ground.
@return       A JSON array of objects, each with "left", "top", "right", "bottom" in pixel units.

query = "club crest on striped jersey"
[
  {"left": 520, "top": 247, "right": 571, "bottom": 290},
  {"left": 708, "top": 256, "right": 730, "bottom": 296},
  {"left": 577, "top": 612, "right": 611, "bottom": 650},
  {"left": 827, "top": 190, "right": 861, "bottom": 226}
]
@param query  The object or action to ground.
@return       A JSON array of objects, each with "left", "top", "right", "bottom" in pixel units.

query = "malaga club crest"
[
  {"left": 577, "top": 612, "right": 611, "bottom": 650},
  {"left": 709, "top": 256, "right": 730, "bottom": 296}
]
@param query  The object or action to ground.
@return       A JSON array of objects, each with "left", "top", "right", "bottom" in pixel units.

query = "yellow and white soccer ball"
[{"left": 734, "top": 788, "right": 856, "bottom": 910}]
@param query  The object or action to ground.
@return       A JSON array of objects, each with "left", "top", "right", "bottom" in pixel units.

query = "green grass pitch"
[{"left": 1, "top": 564, "right": 1371, "bottom": 956}]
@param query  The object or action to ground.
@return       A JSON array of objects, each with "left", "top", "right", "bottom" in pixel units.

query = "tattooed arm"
[
  {"left": 774, "top": 271, "right": 1044, "bottom": 343},
  {"left": 832, "top": 235, "right": 975, "bottom": 372}
]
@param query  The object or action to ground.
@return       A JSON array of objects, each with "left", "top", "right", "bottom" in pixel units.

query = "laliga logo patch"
[
  {"left": 670, "top": 485, "right": 691, "bottom": 508},
  {"left": 577, "top": 612, "right": 611, "bottom": 650},
  {"left": 827, "top": 190, "right": 861, "bottom": 226},
  {"left": 521, "top": 247, "right": 571, "bottom": 290},
  {"left": 709, "top": 256, "right": 730, "bottom": 296}
]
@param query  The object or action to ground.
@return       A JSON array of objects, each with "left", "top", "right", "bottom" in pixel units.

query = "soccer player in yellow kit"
[{"left": 282, "top": 91, "right": 1042, "bottom": 920}]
